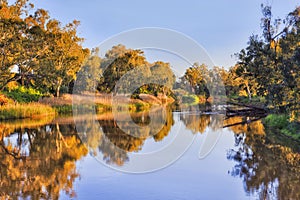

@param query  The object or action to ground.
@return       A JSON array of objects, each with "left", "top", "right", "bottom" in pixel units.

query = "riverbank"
[
  {"left": 263, "top": 114, "right": 300, "bottom": 142},
  {"left": 2, "top": 92, "right": 300, "bottom": 145},
  {"left": 0, "top": 103, "right": 56, "bottom": 120},
  {"left": 0, "top": 93, "right": 175, "bottom": 119},
  {"left": 39, "top": 93, "right": 175, "bottom": 114}
]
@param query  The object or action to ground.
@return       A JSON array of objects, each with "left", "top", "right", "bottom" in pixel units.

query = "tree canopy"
[
  {"left": 0, "top": 0, "right": 88, "bottom": 96},
  {"left": 234, "top": 5, "right": 300, "bottom": 111}
]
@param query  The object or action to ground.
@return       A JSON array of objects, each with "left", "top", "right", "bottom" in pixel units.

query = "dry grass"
[
  {"left": 39, "top": 93, "right": 173, "bottom": 106},
  {"left": 0, "top": 103, "right": 56, "bottom": 120},
  {"left": 39, "top": 93, "right": 113, "bottom": 106}
]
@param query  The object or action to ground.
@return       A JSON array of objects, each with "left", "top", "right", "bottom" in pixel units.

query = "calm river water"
[{"left": 0, "top": 106, "right": 299, "bottom": 199}]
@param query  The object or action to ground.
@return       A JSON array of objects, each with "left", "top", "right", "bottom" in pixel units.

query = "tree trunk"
[
  {"left": 21, "top": 75, "right": 24, "bottom": 86},
  {"left": 55, "top": 79, "right": 62, "bottom": 97},
  {"left": 245, "top": 82, "right": 252, "bottom": 101},
  {"left": 56, "top": 84, "right": 61, "bottom": 97}
]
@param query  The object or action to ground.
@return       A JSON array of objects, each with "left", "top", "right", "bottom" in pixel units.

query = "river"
[{"left": 0, "top": 105, "right": 299, "bottom": 199}]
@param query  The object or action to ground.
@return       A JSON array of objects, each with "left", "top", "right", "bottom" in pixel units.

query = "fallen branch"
[
  {"left": 226, "top": 101, "right": 267, "bottom": 111},
  {"left": 226, "top": 101, "right": 268, "bottom": 118}
]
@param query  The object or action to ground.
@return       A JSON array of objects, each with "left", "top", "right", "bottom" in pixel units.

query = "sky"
[{"left": 29, "top": 0, "right": 299, "bottom": 68}]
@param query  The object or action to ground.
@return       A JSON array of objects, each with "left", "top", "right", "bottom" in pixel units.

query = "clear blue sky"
[{"left": 30, "top": 0, "right": 299, "bottom": 68}]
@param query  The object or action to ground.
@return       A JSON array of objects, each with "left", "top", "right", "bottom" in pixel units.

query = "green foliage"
[
  {"left": 147, "top": 61, "right": 176, "bottom": 96},
  {"left": 264, "top": 114, "right": 289, "bottom": 129},
  {"left": 0, "top": 0, "right": 88, "bottom": 97},
  {"left": 98, "top": 46, "right": 176, "bottom": 98},
  {"left": 281, "top": 123, "right": 300, "bottom": 140},
  {"left": 1, "top": 0, "right": 299, "bottom": 116},
  {"left": 181, "top": 95, "right": 200, "bottom": 104},
  {"left": 4, "top": 86, "right": 44, "bottom": 103},
  {"left": 264, "top": 114, "right": 300, "bottom": 141},
  {"left": 235, "top": 6, "right": 300, "bottom": 110},
  {"left": 181, "top": 63, "right": 210, "bottom": 99},
  {"left": 136, "top": 85, "right": 153, "bottom": 95},
  {"left": 98, "top": 48, "right": 147, "bottom": 93},
  {"left": 3, "top": 86, "right": 44, "bottom": 102},
  {"left": 53, "top": 105, "right": 73, "bottom": 115},
  {"left": 75, "top": 48, "right": 102, "bottom": 92}
]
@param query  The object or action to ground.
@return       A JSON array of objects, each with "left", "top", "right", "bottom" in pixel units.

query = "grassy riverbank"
[
  {"left": 0, "top": 103, "right": 56, "bottom": 120},
  {"left": 263, "top": 114, "right": 300, "bottom": 141},
  {"left": 0, "top": 92, "right": 170, "bottom": 119},
  {"left": 40, "top": 93, "right": 169, "bottom": 114}
]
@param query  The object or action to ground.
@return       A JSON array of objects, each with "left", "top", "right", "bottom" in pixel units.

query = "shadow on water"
[{"left": 0, "top": 105, "right": 299, "bottom": 199}]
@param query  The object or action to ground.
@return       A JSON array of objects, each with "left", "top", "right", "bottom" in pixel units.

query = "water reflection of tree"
[
  {"left": 226, "top": 117, "right": 300, "bottom": 200},
  {"left": 151, "top": 106, "right": 174, "bottom": 141},
  {"left": 0, "top": 123, "right": 87, "bottom": 199},
  {"left": 180, "top": 114, "right": 211, "bottom": 134},
  {"left": 224, "top": 116, "right": 265, "bottom": 135},
  {"left": 81, "top": 106, "right": 174, "bottom": 166}
]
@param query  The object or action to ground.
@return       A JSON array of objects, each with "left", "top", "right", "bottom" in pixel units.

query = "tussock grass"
[{"left": 0, "top": 103, "right": 56, "bottom": 120}]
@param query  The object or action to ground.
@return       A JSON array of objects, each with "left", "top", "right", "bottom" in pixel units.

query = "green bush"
[
  {"left": 53, "top": 105, "right": 73, "bottom": 115},
  {"left": 4, "top": 86, "right": 44, "bottom": 103},
  {"left": 264, "top": 114, "right": 289, "bottom": 129},
  {"left": 264, "top": 114, "right": 300, "bottom": 141},
  {"left": 281, "top": 123, "right": 300, "bottom": 140}
]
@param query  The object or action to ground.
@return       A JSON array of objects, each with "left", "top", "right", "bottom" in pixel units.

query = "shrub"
[
  {"left": 281, "top": 123, "right": 300, "bottom": 140},
  {"left": 264, "top": 114, "right": 300, "bottom": 141},
  {"left": 4, "top": 86, "right": 44, "bottom": 103},
  {"left": 264, "top": 114, "right": 289, "bottom": 129}
]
